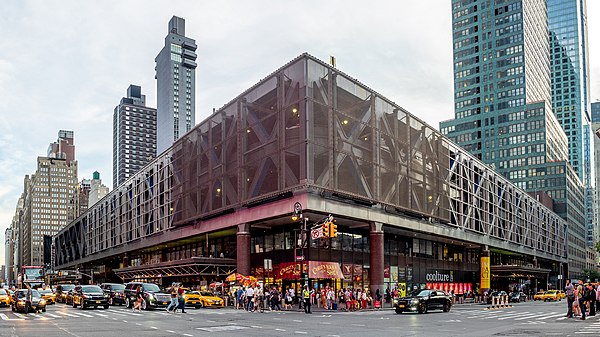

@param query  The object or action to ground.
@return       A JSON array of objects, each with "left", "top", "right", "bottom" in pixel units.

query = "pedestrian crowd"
[{"left": 564, "top": 279, "right": 599, "bottom": 320}]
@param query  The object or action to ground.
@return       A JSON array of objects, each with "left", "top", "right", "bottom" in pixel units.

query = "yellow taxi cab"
[
  {"left": 557, "top": 290, "right": 566, "bottom": 300},
  {"left": 542, "top": 290, "right": 561, "bottom": 301},
  {"left": 196, "top": 291, "right": 224, "bottom": 308},
  {"left": 181, "top": 288, "right": 202, "bottom": 309},
  {"left": 38, "top": 288, "right": 57, "bottom": 304},
  {"left": 0, "top": 289, "right": 12, "bottom": 306},
  {"left": 533, "top": 291, "right": 546, "bottom": 301}
]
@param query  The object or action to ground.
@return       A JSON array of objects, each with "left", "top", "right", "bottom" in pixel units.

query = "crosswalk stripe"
[
  {"left": 45, "top": 313, "right": 61, "bottom": 318},
  {"left": 0, "top": 313, "right": 24, "bottom": 321},
  {"left": 513, "top": 312, "right": 553, "bottom": 320},
  {"left": 76, "top": 312, "right": 94, "bottom": 318},
  {"left": 483, "top": 312, "right": 526, "bottom": 320},
  {"left": 13, "top": 313, "right": 28, "bottom": 319},
  {"left": 536, "top": 313, "right": 565, "bottom": 320},
  {"left": 58, "top": 312, "right": 80, "bottom": 317}
]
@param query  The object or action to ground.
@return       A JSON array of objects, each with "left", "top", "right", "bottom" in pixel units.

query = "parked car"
[
  {"left": 509, "top": 292, "right": 527, "bottom": 303},
  {"left": 393, "top": 289, "right": 452, "bottom": 314},
  {"left": 533, "top": 291, "right": 546, "bottom": 301},
  {"left": 486, "top": 291, "right": 508, "bottom": 304},
  {"left": 123, "top": 282, "right": 170, "bottom": 310},
  {"left": 55, "top": 284, "right": 75, "bottom": 303},
  {"left": 11, "top": 289, "right": 47, "bottom": 313},
  {"left": 72, "top": 285, "right": 110, "bottom": 309},
  {"left": 101, "top": 283, "right": 126, "bottom": 306},
  {"left": 38, "top": 288, "right": 56, "bottom": 304},
  {"left": 543, "top": 290, "right": 562, "bottom": 302},
  {"left": 0, "top": 289, "right": 12, "bottom": 306}
]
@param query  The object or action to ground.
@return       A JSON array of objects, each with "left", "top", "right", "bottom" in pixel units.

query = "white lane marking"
[
  {"left": 196, "top": 326, "right": 248, "bottom": 332},
  {"left": 293, "top": 319, "right": 302, "bottom": 322},
  {"left": 0, "top": 313, "right": 24, "bottom": 321},
  {"left": 106, "top": 310, "right": 127, "bottom": 316},
  {"left": 514, "top": 312, "right": 554, "bottom": 320},
  {"left": 295, "top": 332, "right": 308, "bottom": 334},
  {"left": 183, "top": 334, "right": 193, "bottom": 337},
  {"left": 76, "top": 312, "right": 94, "bottom": 318},
  {"left": 537, "top": 312, "right": 566, "bottom": 320},
  {"left": 151, "top": 327, "right": 158, "bottom": 329},
  {"left": 14, "top": 313, "right": 28, "bottom": 319},
  {"left": 275, "top": 328, "right": 286, "bottom": 331},
  {"left": 166, "top": 330, "right": 176, "bottom": 334},
  {"left": 351, "top": 323, "right": 365, "bottom": 327},
  {"left": 45, "top": 313, "right": 61, "bottom": 318},
  {"left": 123, "top": 320, "right": 128, "bottom": 323},
  {"left": 92, "top": 312, "right": 108, "bottom": 317}
]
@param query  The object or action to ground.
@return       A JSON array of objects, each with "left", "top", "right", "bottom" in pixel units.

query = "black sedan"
[
  {"left": 72, "top": 285, "right": 110, "bottom": 309},
  {"left": 11, "top": 289, "right": 47, "bottom": 313},
  {"left": 101, "top": 283, "right": 126, "bottom": 306},
  {"left": 509, "top": 291, "right": 527, "bottom": 303},
  {"left": 393, "top": 289, "right": 452, "bottom": 314}
]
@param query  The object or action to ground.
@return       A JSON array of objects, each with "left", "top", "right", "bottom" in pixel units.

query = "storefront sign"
[
  {"left": 425, "top": 270, "right": 454, "bottom": 282},
  {"left": 308, "top": 261, "right": 345, "bottom": 279},
  {"left": 342, "top": 264, "right": 363, "bottom": 279},
  {"left": 384, "top": 266, "right": 390, "bottom": 278},
  {"left": 275, "top": 262, "right": 300, "bottom": 280},
  {"left": 480, "top": 256, "right": 490, "bottom": 289}
]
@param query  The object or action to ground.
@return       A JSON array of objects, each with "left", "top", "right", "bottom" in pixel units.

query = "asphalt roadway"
[{"left": 0, "top": 299, "right": 598, "bottom": 337}]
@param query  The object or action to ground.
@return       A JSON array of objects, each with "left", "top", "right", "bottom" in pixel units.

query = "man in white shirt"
[{"left": 246, "top": 286, "right": 255, "bottom": 311}]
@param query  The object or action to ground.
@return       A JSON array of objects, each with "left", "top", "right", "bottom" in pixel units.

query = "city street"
[{"left": 0, "top": 301, "right": 599, "bottom": 337}]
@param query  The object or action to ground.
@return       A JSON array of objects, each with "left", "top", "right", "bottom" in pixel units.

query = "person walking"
[
  {"left": 577, "top": 280, "right": 586, "bottom": 320},
  {"left": 133, "top": 285, "right": 143, "bottom": 311},
  {"left": 587, "top": 283, "right": 596, "bottom": 316},
  {"left": 24, "top": 284, "right": 33, "bottom": 314},
  {"left": 177, "top": 285, "right": 186, "bottom": 313},
  {"left": 167, "top": 283, "right": 178, "bottom": 312},
  {"left": 246, "top": 285, "right": 255, "bottom": 312},
  {"left": 565, "top": 279, "right": 575, "bottom": 318},
  {"left": 303, "top": 285, "right": 312, "bottom": 314}
]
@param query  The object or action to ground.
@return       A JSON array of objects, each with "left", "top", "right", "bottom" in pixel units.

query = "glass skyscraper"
[
  {"left": 155, "top": 16, "right": 197, "bottom": 155},
  {"left": 441, "top": 0, "right": 587, "bottom": 277},
  {"left": 548, "top": 0, "right": 595, "bottom": 266}
]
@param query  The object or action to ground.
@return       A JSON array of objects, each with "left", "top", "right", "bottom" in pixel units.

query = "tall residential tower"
[
  {"left": 155, "top": 16, "right": 197, "bottom": 154},
  {"left": 113, "top": 85, "right": 157, "bottom": 188}
]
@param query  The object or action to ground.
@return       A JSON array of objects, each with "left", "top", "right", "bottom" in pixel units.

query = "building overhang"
[
  {"left": 113, "top": 257, "right": 236, "bottom": 281},
  {"left": 491, "top": 265, "right": 551, "bottom": 279}
]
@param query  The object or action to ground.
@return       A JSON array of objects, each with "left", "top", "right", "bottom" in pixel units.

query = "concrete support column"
[
  {"left": 237, "top": 223, "right": 251, "bottom": 276},
  {"left": 369, "top": 222, "right": 384, "bottom": 297}
]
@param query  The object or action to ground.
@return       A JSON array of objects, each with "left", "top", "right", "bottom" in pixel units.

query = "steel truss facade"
[{"left": 54, "top": 54, "right": 566, "bottom": 270}]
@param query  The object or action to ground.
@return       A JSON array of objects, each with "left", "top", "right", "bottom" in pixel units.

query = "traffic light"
[
  {"left": 330, "top": 221, "right": 338, "bottom": 238},
  {"left": 322, "top": 222, "right": 330, "bottom": 238}
]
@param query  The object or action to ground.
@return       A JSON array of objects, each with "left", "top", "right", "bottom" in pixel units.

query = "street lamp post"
[{"left": 291, "top": 202, "right": 309, "bottom": 287}]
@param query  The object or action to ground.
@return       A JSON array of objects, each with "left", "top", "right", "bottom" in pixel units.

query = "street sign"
[
  {"left": 264, "top": 259, "right": 273, "bottom": 271},
  {"left": 311, "top": 227, "right": 323, "bottom": 239}
]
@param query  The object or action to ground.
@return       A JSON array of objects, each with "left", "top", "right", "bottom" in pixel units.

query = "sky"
[{"left": 0, "top": 0, "right": 599, "bottom": 266}]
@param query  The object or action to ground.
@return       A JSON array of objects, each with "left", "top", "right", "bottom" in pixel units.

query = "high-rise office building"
[
  {"left": 441, "top": 0, "right": 587, "bottom": 277},
  {"left": 591, "top": 101, "right": 600, "bottom": 261},
  {"left": 19, "top": 131, "right": 79, "bottom": 266},
  {"left": 113, "top": 85, "right": 157, "bottom": 188},
  {"left": 591, "top": 101, "right": 600, "bottom": 121},
  {"left": 155, "top": 16, "right": 197, "bottom": 154},
  {"left": 548, "top": 0, "right": 596, "bottom": 268}
]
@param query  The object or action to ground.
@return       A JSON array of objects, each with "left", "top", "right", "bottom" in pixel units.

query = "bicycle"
[{"left": 255, "top": 296, "right": 265, "bottom": 313}]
